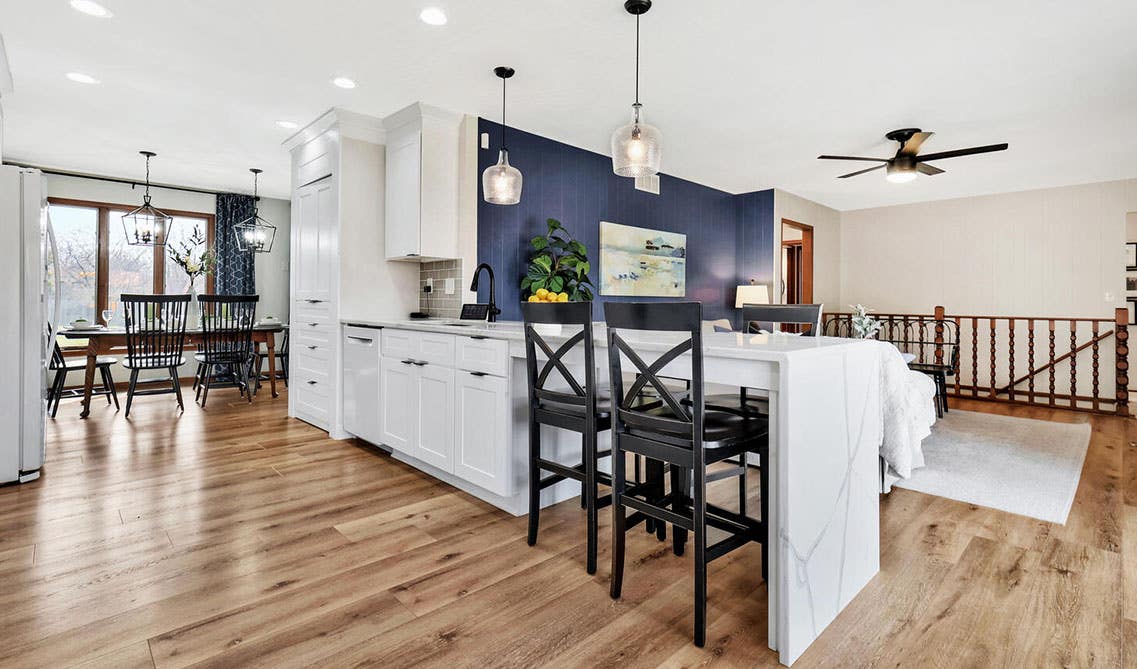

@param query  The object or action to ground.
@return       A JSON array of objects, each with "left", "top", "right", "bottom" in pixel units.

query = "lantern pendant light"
[
  {"left": 234, "top": 168, "right": 277, "bottom": 253},
  {"left": 482, "top": 66, "right": 523, "bottom": 205},
  {"left": 611, "top": 0, "right": 662, "bottom": 178},
  {"left": 122, "top": 150, "right": 173, "bottom": 246}
]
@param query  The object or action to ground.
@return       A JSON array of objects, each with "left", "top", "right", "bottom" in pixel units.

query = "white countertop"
[{"left": 341, "top": 318, "right": 873, "bottom": 362}]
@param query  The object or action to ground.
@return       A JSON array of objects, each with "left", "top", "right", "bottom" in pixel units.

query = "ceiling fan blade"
[
  {"left": 837, "top": 164, "right": 885, "bottom": 179},
  {"left": 917, "top": 163, "right": 945, "bottom": 175},
  {"left": 917, "top": 143, "right": 1009, "bottom": 162},
  {"left": 817, "top": 155, "right": 889, "bottom": 162},
  {"left": 899, "top": 131, "right": 933, "bottom": 156}
]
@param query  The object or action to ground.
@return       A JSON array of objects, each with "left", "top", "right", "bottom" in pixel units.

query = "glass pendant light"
[
  {"left": 121, "top": 150, "right": 173, "bottom": 246},
  {"left": 234, "top": 168, "right": 277, "bottom": 253},
  {"left": 611, "top": 0, "right": 662, "bottom": 178},
  {"left": 483, "top": 66, "right": 522, "bottom": 205}
]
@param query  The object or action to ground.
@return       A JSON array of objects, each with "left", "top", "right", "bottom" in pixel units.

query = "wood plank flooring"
[{"left": 1, "top": 389, "right": 1131, "bottom": 667}]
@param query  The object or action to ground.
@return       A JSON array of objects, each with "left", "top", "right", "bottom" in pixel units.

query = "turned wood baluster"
[
  {"left": 1007, "top": 318, "right": 1016, "bottom": 402},
  {"left": 1027, "top": 319, "right": 1036, "bottom": 404},
  {"left": 933, "top": 306, "right": 945, "bottom": 367},
  {"left": 953, "top": 316, "right": 962, "bottom": 395},
  {"left": 989, "top": 318, "right": 997, "bottom": 398},
  {"left": 1048, "top": 320, "right": 1056, "bottom": 407},
  {"left": 971, "top": 317, "right": 979, "bottom": 397},
  {"left": 1091, "top": 321, "right": 1100, "bottom": 412},
  {"left": 1115, "top": 307, "right": 1129, "bottom": 417},
  {"left": 1069, "top": 322, "right": 1077, "bottom": 409}
]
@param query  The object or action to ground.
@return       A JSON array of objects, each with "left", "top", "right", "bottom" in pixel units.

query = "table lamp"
[{"left": 735, "top": 281, "right": 770, "bottom": 308}]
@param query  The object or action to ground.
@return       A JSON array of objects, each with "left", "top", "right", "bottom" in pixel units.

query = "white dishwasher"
[{"left": 342, "top": 325, "right": 383, "bottom": 446}]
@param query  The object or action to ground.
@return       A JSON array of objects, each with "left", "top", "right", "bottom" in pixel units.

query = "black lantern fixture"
[
  {"left": 482, "top": 66, "right": 523, "bottom": 205},
  {"left": 611, "top": 0, "right": 662, "bottom": 177},
  {"left": 121, "top": 150, "right": 173, "bottom": 246},
  {"left": 234, "top": 168, "right": 277, "bottom": 253}
]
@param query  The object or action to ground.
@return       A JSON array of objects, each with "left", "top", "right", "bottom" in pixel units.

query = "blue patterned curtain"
[{"left": 214, "top": 193, "right": 256, "bottom": 295}]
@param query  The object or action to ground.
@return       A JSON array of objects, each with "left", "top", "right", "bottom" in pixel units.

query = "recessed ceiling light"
[
  {"left": 419, "top": 7, "right": 447, "bottom": 25},
  {"left": 69, "top": 0, "right": 113, "bottom": 18},
  {"left": 275, "top": 120, "right": 299, "bottom": 129},
  {"left": 66, "top": 72, "right": 100, "bottom": 84},
  {"left": 332, "top": 76, "right": 357, "bottom": 89}
]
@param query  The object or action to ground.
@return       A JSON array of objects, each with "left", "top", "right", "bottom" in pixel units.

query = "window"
[{"left": 47, "top": 199, "right": 215, "bottom": 322}]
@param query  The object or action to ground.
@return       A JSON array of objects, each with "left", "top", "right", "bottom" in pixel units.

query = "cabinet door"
[
  {"left": 294, "top": 179, "right": 335, "bottom": 302},
  {"left": 385, "top": 131, "right": 421, "bottom": 259},
  {"left": 379, "top": 357, "right": 416, "bottom": 453},
  {"left": 414, "top": 363, "right": 455, "bottom": 472},
  {"left": 343, "top": 328, "right": 381, "bottom": 444},
  {"left": 453, "top": 371, "right": 510, "bottom": 496}
]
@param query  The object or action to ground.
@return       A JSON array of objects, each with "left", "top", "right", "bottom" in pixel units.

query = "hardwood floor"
[{"left": 2, "top": 390, "right": 1132, "bottom": 667}]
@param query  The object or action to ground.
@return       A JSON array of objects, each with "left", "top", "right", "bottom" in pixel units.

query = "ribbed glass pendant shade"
[
  {"left": 482, "top": 149, "right": 523, "bottom": 205},
  {"left": 611, "top": 103, "right": 661, "bottom": 178}
]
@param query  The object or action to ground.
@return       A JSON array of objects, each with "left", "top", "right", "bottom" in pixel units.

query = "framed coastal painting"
[{"left": 599, "top": 221, "right": 686, "bottom": 297}]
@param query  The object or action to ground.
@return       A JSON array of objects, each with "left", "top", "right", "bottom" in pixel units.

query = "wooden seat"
[
  {"left": 120, "top": 294, "right": 191, "bottom": 417},
  {"left": 604, "top": 301, "right": 769, "bottom": 648}
]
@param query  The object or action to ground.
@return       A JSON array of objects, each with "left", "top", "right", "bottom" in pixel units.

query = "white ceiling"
[{"left": 1, "top": 0, "right": 1135, "bottom": 209}]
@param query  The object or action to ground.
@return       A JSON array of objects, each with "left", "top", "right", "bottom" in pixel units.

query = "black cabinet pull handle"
[
  {"left": 307, "top": 322, "right": 318, "bottom": 327},
  {"left": 305, "top": 299, "right": 324, "bottom": 303},
  {"left": 469, "top": 335, "right": 489, "bottom": 340},
  {"left": 307, "top": 380, "right": 317, "bottom": 385},
  {"left": 307, "top": 345, "right": 317, "bottom": 350},
  {"left": 469, "top": 371, "right": 488, "bottom": 377},
  {"left": 400, "top": 359, "right": 414, "bottom": 365},
  {"left": 412, "top": 361, "right": 427, "bottom": 366}
]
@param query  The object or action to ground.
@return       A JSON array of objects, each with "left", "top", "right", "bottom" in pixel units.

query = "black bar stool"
[
  {"left": 604, "top": 301, "right": 769, "bottom": 647},
  {"left": 521, "top": 301, "right": 616, "bottom": 575}
]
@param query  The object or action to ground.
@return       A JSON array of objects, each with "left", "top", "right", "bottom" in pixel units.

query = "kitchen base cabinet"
[
  {"left": 379, "top": 356, "right": 416, "bottom": 453},
  {"left": 453, "top": 370, "right": 510, "bottom": 496},
  {"left": 414, "top": 364, "right": 455, "bottom": 472}
]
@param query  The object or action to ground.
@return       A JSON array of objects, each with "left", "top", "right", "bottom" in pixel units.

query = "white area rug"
[{"left": 892, "top": 410, "right": 1091, "bottom": 524}]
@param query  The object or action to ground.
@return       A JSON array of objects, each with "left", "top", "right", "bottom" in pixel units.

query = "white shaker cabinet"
[
  {"left": 413, "top": 362, "right": 456, "bottom": 472},
  {"left": 383, "top": 103, "right": 464, "bottom": 261},
  {"left": 453, "top": 369, "right": 511, "bottom": 496},
  {"left": 379, "top": 356, "right": 416, "bottom": 453}
]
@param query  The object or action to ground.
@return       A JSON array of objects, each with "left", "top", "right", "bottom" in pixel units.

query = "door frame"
[{"left": 780, "top": 218, "right": 813, "bottom": 304}]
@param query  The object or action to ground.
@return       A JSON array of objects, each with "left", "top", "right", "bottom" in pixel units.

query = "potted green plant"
[{"left": 521, "top": 219, "right": 594, "bottom": 303}]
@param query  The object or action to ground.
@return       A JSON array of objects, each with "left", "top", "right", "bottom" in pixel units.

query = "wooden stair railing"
[{"left": 823, "top": 306, "right": 1130, "bottom": 417}]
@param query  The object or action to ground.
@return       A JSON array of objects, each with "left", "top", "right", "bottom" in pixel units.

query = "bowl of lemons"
[{"left": 527, "top": 288, "right": 570, "bottom": 304}]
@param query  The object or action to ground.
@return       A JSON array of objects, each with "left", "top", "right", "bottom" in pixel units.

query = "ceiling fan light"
[{"left": 885, "top": 161, "right": 917, "bottom": 184}]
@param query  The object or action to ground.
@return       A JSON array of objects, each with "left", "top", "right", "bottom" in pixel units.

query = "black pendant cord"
[
  {"left": 501, "top": 75, "right": 508, "bottom": 152},
  {"left": 634, "top": 14, "right": 640, "bottom": 105},
  {"left": 143, "top": 154, "right": 152, "bottom": 204},
  {"left": 252, "top": 172, "right": 259, "bottom": 216}
]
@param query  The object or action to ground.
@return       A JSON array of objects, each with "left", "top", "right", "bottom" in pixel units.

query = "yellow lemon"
[
  {"left": 535, "top": 288, "right": 549, "bottom": 299},
  {"left": 527, "top": 295, "right": 540, "bottom": 302},
  {"left": 557, "top": 292, "right": 569, "bottom": 302}
]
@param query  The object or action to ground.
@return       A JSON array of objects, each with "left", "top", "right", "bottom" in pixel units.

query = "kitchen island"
[{"left": 337, "top": 318, "right": 882, "bottom": 666}]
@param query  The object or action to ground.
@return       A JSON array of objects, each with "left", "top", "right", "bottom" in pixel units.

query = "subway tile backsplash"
[{"left": 419, "top": 260, "right": 463, "bottom": 319}]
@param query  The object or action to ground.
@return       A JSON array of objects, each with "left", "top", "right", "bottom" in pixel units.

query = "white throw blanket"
[{"left": 872, "top": 340, "right": 938, "bottom": 479}]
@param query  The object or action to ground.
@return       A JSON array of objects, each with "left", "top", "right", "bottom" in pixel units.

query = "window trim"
[{"left": 47, "top": 197, "right": 217, "bottom": 315}]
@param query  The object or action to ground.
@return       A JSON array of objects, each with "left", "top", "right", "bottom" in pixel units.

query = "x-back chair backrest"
[
  {"left": 122, "top": 294, "right": 190, "bottom": 368},
  {"left": 521, "top": 301, "right": 597, "bottom": 417},
  {"left": 604, "top": 302, "right": 704, "bottom": 443}
]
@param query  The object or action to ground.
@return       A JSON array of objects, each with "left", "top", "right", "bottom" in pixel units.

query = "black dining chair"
[
  {"left": 46, "top": 329, "right": 119, "bottom": 417},
  {"left": 195, "top": 294, "right": 259, "bottom": 406},
  {"left": 120, "top": 294, "right": 191, "bottom": 417},
  {"left": 604, "top": 301, "right": 769, "bottom": 648},
  {"left": 254, "top": 326, "right": 289, "bottom": 392}
]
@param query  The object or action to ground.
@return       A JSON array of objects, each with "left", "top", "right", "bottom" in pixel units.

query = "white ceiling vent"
[{"left": 634, "top": 174, "right": 660, "bottom": 195}]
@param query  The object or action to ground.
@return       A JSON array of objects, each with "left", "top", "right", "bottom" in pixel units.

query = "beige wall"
[
  {"left": 839, "top": 179, "right": 1137, "bottom": 318},
  {"left": 773, "top": 189, "right": 841, "bottom": 309}
]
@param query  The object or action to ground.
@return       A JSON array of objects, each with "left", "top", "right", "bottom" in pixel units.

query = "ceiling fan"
[{"left": 818, "top": 128, "right": 1008, "bottom": 183}]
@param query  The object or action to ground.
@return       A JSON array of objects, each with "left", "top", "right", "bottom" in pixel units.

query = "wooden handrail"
[{"left": 994, "top": 329, "right": 1114, "bottom": 394}]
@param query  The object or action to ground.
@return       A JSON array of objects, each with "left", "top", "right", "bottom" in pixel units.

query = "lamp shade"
[{"left": 735, "top": 283, "right": 770, "bottom": 308}]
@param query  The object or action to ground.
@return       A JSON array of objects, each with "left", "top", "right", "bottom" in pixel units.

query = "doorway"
[{"left": 780, "top": 219, "right": 813, "bottom": 305}]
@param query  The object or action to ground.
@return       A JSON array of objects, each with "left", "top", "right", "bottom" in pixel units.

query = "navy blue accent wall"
[{"left": 476, "top": 118, "right": 774, "bottom": 327}]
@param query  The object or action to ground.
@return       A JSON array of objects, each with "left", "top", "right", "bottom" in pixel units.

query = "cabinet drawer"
[
  {"left": 293, "top": 320, "right": 332, "bottom": 344},
  {"left": 455, "top": 336, "right": 508, "bottom": 377},
  {"left": 293, "top": 342, "right": 331, "bottom": 363},
  {"left": 416, "top": 332, "right": 455, "bottom": 366},
  {"left": 294, "top": 366, "right": 331, "bottom": 398},
  {"left": 381, "top": 329, "right": 416, "bottom": 361},
  {"left": 292, "top": 299, "right": 332, "bottom": 321}
]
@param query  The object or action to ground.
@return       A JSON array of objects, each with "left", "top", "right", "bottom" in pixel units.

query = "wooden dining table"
[{"left": 59, "top": 322, "right": 286, "bottom": 418}]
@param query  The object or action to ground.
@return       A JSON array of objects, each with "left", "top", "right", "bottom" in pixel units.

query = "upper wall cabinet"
[{"left": 384, "top": 103, "right": 465, "bottom": 261}]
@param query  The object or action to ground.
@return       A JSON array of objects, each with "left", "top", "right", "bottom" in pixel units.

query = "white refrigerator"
[{"left": 0, "top": 166, "right": 55, "bottom": 484}]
